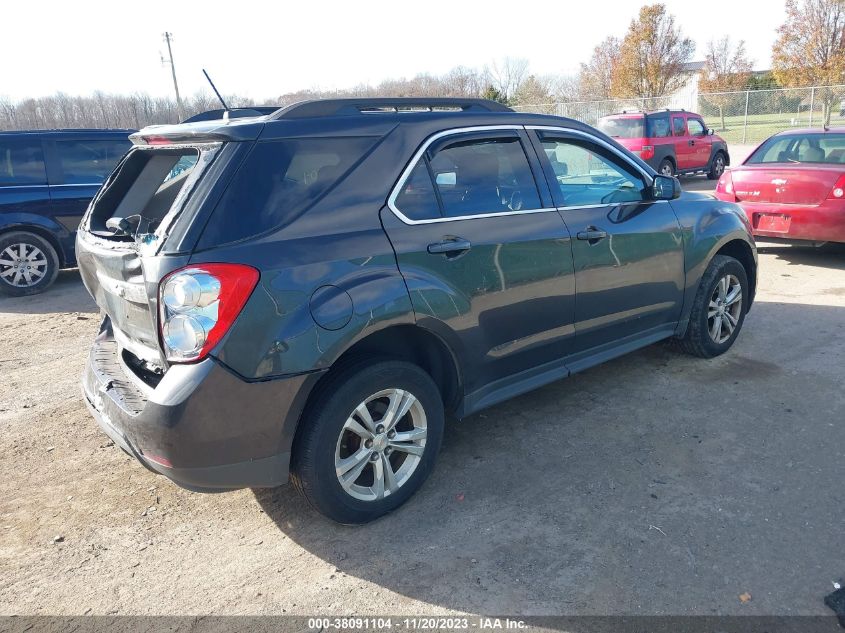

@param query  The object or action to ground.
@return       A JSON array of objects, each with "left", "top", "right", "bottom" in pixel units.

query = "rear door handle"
[
  {"left": 689, "top": 139, "right": 695, "bottom": 146},
  {"left": 576, "top": 228, "right": 608, "bottom": 242},
  {"left": 428, "top": 238, "right": 472, "bottom": 255}
]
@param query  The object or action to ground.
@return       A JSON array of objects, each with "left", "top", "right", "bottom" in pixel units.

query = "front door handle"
[
  {"left": 428, "top": 238, "right": 472, "bottom": 256},
  {"left": 689, "top": 139, "right": 696, "bottom": 146},
  {"left": 576, "top": 227, "right": 608, "bottom": 242}
]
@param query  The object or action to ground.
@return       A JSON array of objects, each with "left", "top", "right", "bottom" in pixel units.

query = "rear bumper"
[
  {"left": 82, "top": 321, "right": 321, "bottom": 491},
  {"left": 735, "top": 200, "right": 845, "bottom": 243}
]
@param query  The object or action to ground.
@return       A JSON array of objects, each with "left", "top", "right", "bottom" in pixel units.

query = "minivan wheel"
[
  {"left": 678, "top": 254, "right": 748, "bottom": 358},
  {"left": 291, "top": 359, "right": 444, "bottom": 524},
  {"left": 658, "top": 158, "right": 675, "bottom": 177},
  {"left": 0, "top": 231, "right": 60, "bottom": 297}
]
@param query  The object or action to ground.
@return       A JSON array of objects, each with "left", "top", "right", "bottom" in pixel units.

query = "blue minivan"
[{"left": 0, "top": 129, "right": 132, "bottom": 295}]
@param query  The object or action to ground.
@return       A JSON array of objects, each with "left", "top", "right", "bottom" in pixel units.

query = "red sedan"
[{"left": 715, "top": 128, "right": 845, "bottom": 243}]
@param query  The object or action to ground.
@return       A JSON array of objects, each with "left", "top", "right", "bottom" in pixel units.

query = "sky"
[{"left": 1, "top": 0, "right": 785, "bottom": 102}]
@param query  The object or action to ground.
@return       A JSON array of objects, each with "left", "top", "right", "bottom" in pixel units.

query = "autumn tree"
[
  {"left": 611, "top": 3, "right": 695, "bottom": 99},
  {"left": 699, "top": 37, "right": 753, "bottom": 130},
  {"left": 772, "top": 0, "right": 845, "bottom": 126},
  {"left": 577, "top": 37, "right": 621, "bottom": 100}
]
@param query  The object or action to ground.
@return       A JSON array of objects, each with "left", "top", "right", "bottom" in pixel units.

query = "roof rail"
[
  {"left": 270, "top": 98, "right": 513, "bottom": 119},
  {"left": 181, "top": 106, "right": 281, "bottom": 124}
]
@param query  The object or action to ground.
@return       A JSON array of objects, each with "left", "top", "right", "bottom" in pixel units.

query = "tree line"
[{"left": 2, "top": 0, "right": 844, "bottom": 131}]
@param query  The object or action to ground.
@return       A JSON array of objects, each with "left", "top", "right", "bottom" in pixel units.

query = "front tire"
[
  {"left": 291, "top": 359, "right": 445, "bottom": 524},
  {"left": 678, "top": 254, "right": 748, "bottom": 358},
  {"left": 0, "top": 231, "right": 60, "bottom": 297}
]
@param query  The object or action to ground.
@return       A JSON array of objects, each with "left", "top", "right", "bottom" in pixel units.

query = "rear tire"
[
  {"left": 0, "top": 231, "right": 60, "bottom": 297},
  {"left": 291, "top": 359, "right": 445, "bottom": 524},
  {"left": 707, "top": 152, "right": 726, "bottom": 180},
  {"left": 678, "top": 254, "right": 748, "bottom": 358},
  {"left": 658, "top": 158, "right": 675, "bottom": 177}
]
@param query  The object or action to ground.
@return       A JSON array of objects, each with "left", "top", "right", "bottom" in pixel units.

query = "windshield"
[
  {"left": 747, "top": 133, "right": 845, "bottom": 164},
  {"left": 598, "top": 116, "right": 645, "bottom": 139}
]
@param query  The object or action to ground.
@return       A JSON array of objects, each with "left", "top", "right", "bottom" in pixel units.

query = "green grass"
[{"left": 704, "top": 111, "right": 845, "bottom": 145}]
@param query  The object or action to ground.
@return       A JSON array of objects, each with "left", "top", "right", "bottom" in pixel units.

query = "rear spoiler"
[
  {"left": 129, "top": 117, "right": 267, "bottom": 146},
  {"left": 181, "top": 107, "right": 281, "bottom": 123}
]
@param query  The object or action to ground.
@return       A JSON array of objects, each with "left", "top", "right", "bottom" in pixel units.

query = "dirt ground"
[{"left": 1, "top": 196, "right": 844, "bottom": 616}]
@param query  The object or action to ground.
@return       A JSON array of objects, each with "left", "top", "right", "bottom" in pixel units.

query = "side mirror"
[
  {"left": 652, "top": 175, "right": 681, "bottom": 200},
  {"left": 708, "top": 128, "right": 715, "bottom": 136}
]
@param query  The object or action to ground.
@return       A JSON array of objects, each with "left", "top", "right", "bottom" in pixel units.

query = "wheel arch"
[
  {"left": 319, "top": 324, "right": 462, "bottom": 413},
  {"left": 0, "top": 223, "right": 66, "bottom": 267},
  {"left": 286, "top": 323, "right": 462, "bottom": 468},
  {"left": 714, "top": 238, "right": 756, "bottom": 307}
]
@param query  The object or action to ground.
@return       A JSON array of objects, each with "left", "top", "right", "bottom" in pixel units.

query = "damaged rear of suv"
[{"left": 79, "top": 98, "right": 756, "bottom": 523}]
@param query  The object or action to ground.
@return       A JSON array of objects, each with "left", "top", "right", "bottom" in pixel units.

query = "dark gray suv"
[{"left": 77, "top": 98, "right": 757, "bottom": 523}]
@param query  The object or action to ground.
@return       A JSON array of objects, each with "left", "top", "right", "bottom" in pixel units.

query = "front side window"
[
  {"left": 0, "top": 139, "right": 46, "bottom": 186},
  {"left": 541, "top": 137, "right": 646, "bottom": 207},
  {"left": 672, "top": 117, "right": 687, "bottom": 137},
  {"left": 55, "top": 139, "right": 131, "bottom": 184},
  {"left": 427, "top": 137, "right": 541, "bottom": 218},
  {"left": 687, "top": 119, "right": 705, "bottom": 137}
]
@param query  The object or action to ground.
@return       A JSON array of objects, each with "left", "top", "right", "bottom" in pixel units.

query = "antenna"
[{"left": 202, "top": 69, "right": 230, "bottom": 111}]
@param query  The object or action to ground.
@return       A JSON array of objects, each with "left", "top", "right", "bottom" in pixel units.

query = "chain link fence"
[{"left": 514, "top": 85, "right": 845, "bottom": 146}]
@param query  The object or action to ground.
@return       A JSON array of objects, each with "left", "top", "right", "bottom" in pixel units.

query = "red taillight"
[
  {"left": 158, "top": 263, "right": 260, "bottom": 363},
  {"left": 716, "top": 170, "right": 736, "bottom": 201},
  {"left": 827, "top": 174, "right": 845, "bottom": 200},
  {"left": 640, "top": 145, "right": 655, "bottom": 161}
]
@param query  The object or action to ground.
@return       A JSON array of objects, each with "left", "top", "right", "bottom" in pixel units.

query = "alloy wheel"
[
  {"left": 707, "top": 274, "right": 742, "bottom": 344},
  {"left": 335, "top": 388, "right": 427, "bottom": 501},
  {"left": 713, "top": 155, "right": 725, "bottom": 177},
  {"left": 0, "top": 243, "right": 49, "bottom": 288}
]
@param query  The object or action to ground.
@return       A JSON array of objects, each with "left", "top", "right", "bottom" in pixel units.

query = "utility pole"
[{"left": 161, "top": 32, "right": 184, "bottom": 122}]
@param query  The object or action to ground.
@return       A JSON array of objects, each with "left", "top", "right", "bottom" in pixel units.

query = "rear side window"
[
  {"left": 395, "top": 162, "right": 440, "bottom": 221},
  {"left": 0, "top": 139, "right": 46, "bottom": 186},
  {"left": 647, "top": 115, "right": 671, "bottom": 138},
  {"left": 597, "top": 117, "right": 645, "bottom": 139},
  {"left": 200, "top": 137, "right": 378, "bottom": 246},
  {"left": 55, "top": 139, "right": 131, "bottom": 184},
  {"left": 672, "top": 117, "right": 687, "bottom": 136},
  {"left": 429, "top": 137, "right": 541, "bottom": 217}
]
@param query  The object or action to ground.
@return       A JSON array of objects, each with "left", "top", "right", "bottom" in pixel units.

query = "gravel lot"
[{"left": 1, "top": 179, "right": 843, "bottom": 616}]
